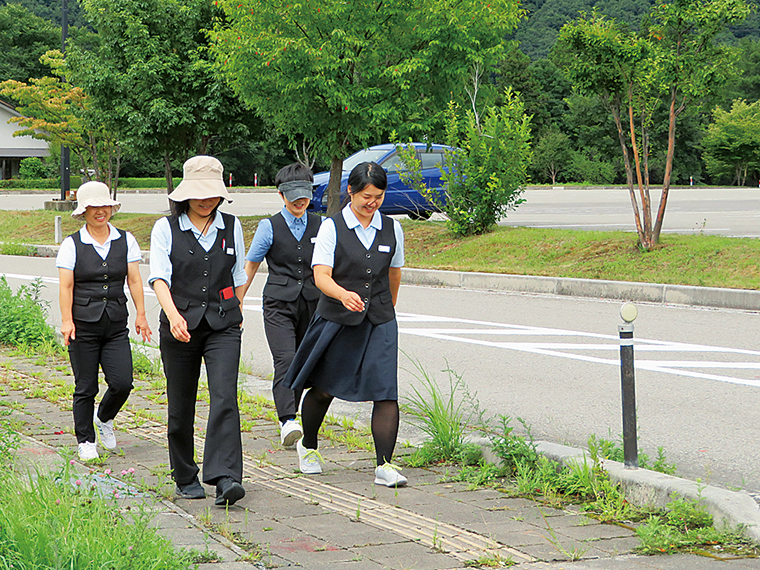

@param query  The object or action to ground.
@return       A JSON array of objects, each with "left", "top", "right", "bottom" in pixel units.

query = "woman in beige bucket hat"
[
  {"left": 148, "top": 156, "right": 247, "bottom": 506},
  {"left": 56, "top": 181, "right": 152, "bottom": 462}
]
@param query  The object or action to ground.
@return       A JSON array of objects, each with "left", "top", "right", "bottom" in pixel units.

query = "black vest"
[
  {"left": 71, "top": 229, "right": 129, "bottom": 323},
  {"left": 316, "top": 212, "right": 396, "bottom": 326},
  {"left": 263, "top": 212, "right": 321, "bottom": 302},
  {"left": 161, "top": 212, "right": 243, "bottom": 330}
]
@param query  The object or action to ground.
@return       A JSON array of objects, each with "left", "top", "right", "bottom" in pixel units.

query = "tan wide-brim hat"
[
  {"left": 71, "top": 181, "right": 120, "bottom": 219},
  {"left": 168, "top": 155, "right": 232, "bottom": 203}
]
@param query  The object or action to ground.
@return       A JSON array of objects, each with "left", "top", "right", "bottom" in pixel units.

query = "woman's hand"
[
  {"left": 168, "top": 313, "right": 191, "bottom": 342},
  {"left": 135, "top": 314, "right": 152, "bottom": 343},
  {"left": 61, "top": 320, "right": 75, "bottom": 346},
  {"left": 340, "top": 290, "right": 365, "bottom": 312}
]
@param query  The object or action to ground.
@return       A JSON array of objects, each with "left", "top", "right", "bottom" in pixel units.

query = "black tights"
[{"left": 301, "top": 388, "right": 399, "bottom": 466}]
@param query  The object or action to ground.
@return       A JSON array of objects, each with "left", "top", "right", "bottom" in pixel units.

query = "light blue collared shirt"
[
  {"left": 312, "top": 206, "right": 404, "bottom": 268},
  {"left": 245, "top": 207, "right": 321, "bottom": 263},
  {"left": 148, "top": 211, "right": 247, "bottom": 288}
]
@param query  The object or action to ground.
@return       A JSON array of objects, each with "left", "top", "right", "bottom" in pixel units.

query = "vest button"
[
  {"left": 103, "top": 284, "right": 108, "bottom": 289},
  {"left": 297, "top": 268, "right": 302, "bottom": 273},
  {"left": 201, "top": 302, "right": 207, "bottom": 307},
  {"left": 366, "top": 268, "right": 371, "bottom": 274},
  {"left": 202, "top": 286, "right": 208, "bottom": 292},
  {"left": 297, "top": 257, "right": 302, "bottom": 262},
  {"left": 365, "top": 283, "right": 370, "bottom": 288},
  {"left": 297, "top": 245, "right": 302, "bottom": 250},
  {"left": 366, "top": 253, "right": 371, "bottom": 259},
  {"left": 203, "top": 271, "right": 208, "bottom": 277},
  {"left": 103, "top": 274, "right": 108, "bottom": 279},
  {"left": 102, "top": 297, "right": 107, "bottom": 302},
  {"left": 297, "top": 280, "right": 302, "bottom": 285},
  {"left": 204, "top": 255, "right": 209, "bottom": 261},
  {"left": 102, "top": 262, "right": 107, "bottom": 266},
  {"left": 363, "top": 297, "right": 369, "bottom": 304}
]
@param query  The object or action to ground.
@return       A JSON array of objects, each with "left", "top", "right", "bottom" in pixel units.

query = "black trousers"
[
  {"left": 263, "top": 295, "right": 316, "bottom": 422},
  {"left": 160, "top": 317, "right": 242, "bottom": 487},
  {"left": 68, "top": 313, "right": 133, "bottom": 444}
]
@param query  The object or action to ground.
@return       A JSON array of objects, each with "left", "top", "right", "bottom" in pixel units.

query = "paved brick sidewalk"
[{"left": 1, "top": 351, "right": 754, "bottom": 569}]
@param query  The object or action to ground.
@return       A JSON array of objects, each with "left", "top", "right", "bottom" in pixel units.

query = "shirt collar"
[
  {"left": 281, "top": 206, "right": 306, "bottom": 225},
  {"left": 342, "top": 205, "right": 382, "bottom": 231},
  {"left": 80, "top": 223, "right": 120, "bottom": 245},
  {"left": 178, "top": 210, "right": 225, "bottom": 234}
]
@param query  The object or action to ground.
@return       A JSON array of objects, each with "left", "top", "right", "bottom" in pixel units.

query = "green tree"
[
  {"left": 555, "top": 1, "right": 750, "bottom": 250},
  {"left": 212, "top": 0, "right": 524, "bottom": 215},
  {"left": 64, "top": 0, "right": 254, "bottom": 192},
  {"left": 702, "top": 99, "right": 760, "bottom": 185},
  {"left": 532, "top": 129, "right": 572, "bottom": 184},
  {"left": 0, "top": 4, "right": 59, "bottom": 85},
  {"left": 0, "top": 64, "right": 121, "bottom": 190}
]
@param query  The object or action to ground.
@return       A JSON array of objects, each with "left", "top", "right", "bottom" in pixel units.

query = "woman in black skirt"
[{"left": 284, "top": 161, "right": 407, "bottom": 487}]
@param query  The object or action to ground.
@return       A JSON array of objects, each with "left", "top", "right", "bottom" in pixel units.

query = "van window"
[{"left": 419, "top": 153, "right": 443, "bottom": 170}]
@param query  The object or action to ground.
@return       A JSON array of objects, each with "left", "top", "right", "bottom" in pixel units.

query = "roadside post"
[
  {"left": 619, "top": 302, "right": 638, "bottom": 469},
  {"left": 55, "top": 216, "right": 62, "bottom": 244}
]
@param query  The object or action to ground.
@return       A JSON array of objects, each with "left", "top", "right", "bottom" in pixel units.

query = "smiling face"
[
  {"left": 349, "top": 184, "right": 385, "bottom": 224},
  {"left": 282, "top": 193, "right": 310, "bottom": 218},
  {"left": 188, "top": 197, "right": 222, "bottom": 218},
  {"left": 82, "top": 205, "right": 113, "bottom": 229}
]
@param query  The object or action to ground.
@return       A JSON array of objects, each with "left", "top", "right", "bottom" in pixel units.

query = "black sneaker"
[
  {"left": 215, "top": 477, "right": 245, "bottom": 506},
  {"left": 175, "top": 478, "right": 206, "bottom": 500}
]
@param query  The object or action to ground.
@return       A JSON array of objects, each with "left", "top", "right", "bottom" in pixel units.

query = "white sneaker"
[
  {"left": 374, "top": 463, "right": 408, "bottom": 487},
  {"left": 296, "top": 438, "right": 323, "bottom": 474},
  {"left": 280, "top": 419, "right": 303, "bottom": 447},
  {"left": 94, "top": 410, "right": 117, "bottom": 450},
  {"left": 78, "top": 441, "right": 99, "bottom": 461}
]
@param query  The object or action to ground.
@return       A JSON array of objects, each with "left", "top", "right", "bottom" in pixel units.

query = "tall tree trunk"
[
  {"left": 164, "top": 152, "right": 174, "bottom": 194},
  {"left": 653, "top": 91, "right": 677, "bottom": 244},
  {"left": 326, "top": 155, "right": 344, "bottom": 216},
  {"left": 627, "top": 89, "right": 652, "bottom": 250},
  {"left": 610, "top": 100, "right": 646, "bottom": 247}
]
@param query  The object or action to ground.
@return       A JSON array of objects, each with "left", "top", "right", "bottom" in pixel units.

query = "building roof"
[{"left": 0, "top": 98, "right": 50, "bottom": 158}]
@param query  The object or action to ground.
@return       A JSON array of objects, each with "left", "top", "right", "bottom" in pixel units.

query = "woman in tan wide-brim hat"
[
  {"left": 147, "top": 155, "right": 247, "bottom": 506},
  {"left": 56, "top": 181, "right": 152, "bottom": 462}
]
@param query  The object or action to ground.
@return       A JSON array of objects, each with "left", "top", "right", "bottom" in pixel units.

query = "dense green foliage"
[
  {"left": 0, "top": 4, "right": 59, "bottom": 86},
  {"left": 212, "top": 0, "right": 524, "bottom": 214},
  {"left": 0, "top": 277, "right": 57, "bottom": 348}
]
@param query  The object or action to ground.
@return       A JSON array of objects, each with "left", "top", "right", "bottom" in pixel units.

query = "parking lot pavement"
[{"left": 2, "top": 350, "right": 758, "bottom": 569}]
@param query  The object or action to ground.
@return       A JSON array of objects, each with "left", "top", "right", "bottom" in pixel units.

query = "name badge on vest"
[
  {"left": 310, "top": 237, "right": 317, "bottom": 243},
  {"left": 227, "top": 248, "right": 235, "bottom": 255},
  {"left": 378, "top": 245, "right": 391, "bottom": 253}
]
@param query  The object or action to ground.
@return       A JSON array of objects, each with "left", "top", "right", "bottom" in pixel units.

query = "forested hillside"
[{"left": 514, "top": 0, "right": 760, "bottom": 60}]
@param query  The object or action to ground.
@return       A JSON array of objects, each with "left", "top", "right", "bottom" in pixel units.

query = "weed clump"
[{"left": 0, "top": 277, "right": 58, "bottom": 349}]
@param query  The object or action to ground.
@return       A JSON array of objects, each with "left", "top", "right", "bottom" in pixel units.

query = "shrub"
[
  {"left": 0, "top": 277, "right": 58, "bottom": 349},
  {"left": 19, "top": 157, "right": 47, "bottom": 179}
]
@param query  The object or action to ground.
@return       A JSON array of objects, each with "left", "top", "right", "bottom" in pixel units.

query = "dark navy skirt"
[{"left": 283, "top": 312, "right": 398, "bottom": 402}]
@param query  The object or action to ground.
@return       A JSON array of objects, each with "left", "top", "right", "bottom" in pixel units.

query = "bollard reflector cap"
[{"left": 620, "top": 302, "right": 638, "bottom": 323}]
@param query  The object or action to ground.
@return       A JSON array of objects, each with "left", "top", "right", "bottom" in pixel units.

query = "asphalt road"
[
  {"left": 4, "top": 255, "right": 760, "bottom": 496},
  {"left": 5, "top": 185, "right": 760, "bottom": 236}
]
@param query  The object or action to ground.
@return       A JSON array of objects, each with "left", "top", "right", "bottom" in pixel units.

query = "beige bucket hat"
[
  {"left": 168, "top": 155, "right": 232, "bottom": 203},
  {"left": 71, "top": 181, "right": 120, "bottom": 219}
]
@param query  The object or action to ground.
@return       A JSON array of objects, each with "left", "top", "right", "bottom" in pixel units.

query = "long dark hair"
[
  {"left": 169, "top": 197, "right": 223, "bottom": 219},
  {"left": 341, "top": 161, "right": 387, "bottom": 208}
]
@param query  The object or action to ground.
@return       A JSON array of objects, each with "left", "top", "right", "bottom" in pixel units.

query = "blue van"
[{"left": 309, "top": 143, "right": 450, "bottom": 219}]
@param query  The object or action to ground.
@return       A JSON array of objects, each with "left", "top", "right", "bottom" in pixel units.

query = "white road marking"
[{"left": 6, "top": 272, "right": 758, "bottom": 387}]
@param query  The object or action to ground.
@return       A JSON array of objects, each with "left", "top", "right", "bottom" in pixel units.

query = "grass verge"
[{"left": 2, "top": 210, "right": 760, "bottom": 290}]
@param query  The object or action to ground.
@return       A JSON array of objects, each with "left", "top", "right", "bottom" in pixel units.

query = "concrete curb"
[
  {"left": 27, "top": 245, "right": 760, "bottom": 312},
  {"left": 537, "top": 441, "right": 760, "bottom": 543},
  {"left": 401, "top": 267, "right": 760, "bottom": 312}
]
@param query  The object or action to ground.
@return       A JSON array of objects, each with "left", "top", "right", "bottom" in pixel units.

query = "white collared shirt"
[
  {"left": 311, "top": 206, "right": 404, "bottom": 268},
  {"left": 55, "top": 223, "right": 141, "bottom": 270},
  {"left": 148, "top": 211, "right": 247, "bottom": 288}
]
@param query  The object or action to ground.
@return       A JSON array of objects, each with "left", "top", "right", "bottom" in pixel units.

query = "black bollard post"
[{"left": 619, "top": 303, "right": 638, "bottom": 469}]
